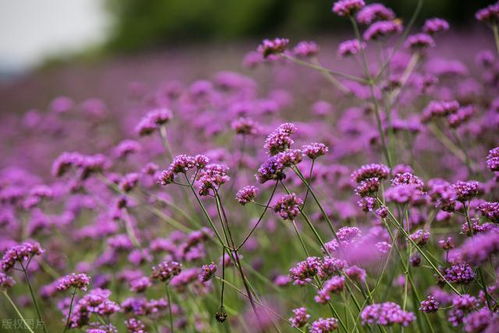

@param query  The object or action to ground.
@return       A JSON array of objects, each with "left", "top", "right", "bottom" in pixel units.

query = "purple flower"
[
  {"left": 302, "top": 143, "right": 328, "bottom": 159},
  {"left": 231, "top": 117, "right": 260, "bottom": 135},
  {"left": 56, "top": 273, "right": 91, "bottom": 291},
  {"left": 423, "top": 18, "right": 450, "bottom": 35},
  {"left": 449, "top": 230, "right": 499, "bottom": 266},
  {"left": 363, "top": 20, "right": 402, "bottom": 40},
  {"left": 338, "top": 39, "right": 366, "bottom": 57},
  {"left": 475, "top": 3, "right": 499, "bottom": 24},
  {"left": 292, "top": 41, "right": 319, "bottom": 58},
  {"left": 0, "top": 241, "right": 44, "bottom": 272},
  {"left": 478, "top": 201, "right": 499, "bottom": 222},
  {"left": 421, "top": 100, "right": 460, "bottom": 122},
  {"left": 198, "top": 262, "right": 217, "bottom": 282},
  {"left": 264, "top": 123, "right": 297, "bottom": 155},
  {"left": 196, "top": 163, "right": 230, "bottom": 196},
  {"left": 256, "top": 156, "right": 286, "bottom": 184},
  {"left": 309, "top": 317, "right": 339, "bottom": 332},
  {"left": 0, "top": 272, "right": 15, "bottom": 290},
  {"left": 114, "top": 140, "right": 141, "bottom": 159},
  {"left": 273, "top": 193, "right": 303, "bottom": 220},
  {"left": 332, "top": 0, "right": 365, "bottom": 17},
  {"left": 486, "top": 147, "right": 499, "bottom": 172},
  {"left": 289, "top": 256, "right": 321, "bottom": 285},
  {"left": 355, "top": 177, "right": 381, "bottom": 197},
  {"left": 129, "top": 277, "right": 152, "bottom": 293},
  {"left": 409, "top": 230, "right": 430, "bottom": 245},
  {"left": 257, "top": 38, "right": 290, "bottom": 58},
  {"left": 315, "top": 276, "right": 345, "bottom": 304},
  {"left": 405, "top": 33, "right": 435, "bottom": 50},
  {"left": 462, "top": 307, "right": 498, "bottom": 333},
  {"left": 452, "top": 181, "right": 482, "bottom": 202},
  {"left": 444, "top": 263, "right": 475, "bottom": 284},
  {"left": 356, "top": 3, "right": 395, "bottom": 25},
  {"left": 351, "top": 163, "right": 390, "bottom": 183},
  {"left": 361, "top": 302, "right": 416, "bottom": 326},
  {"left": 419, "top": 295, "right": 439, "bottom": 313},
  {"left": 124, "top": 318, "right": 147, "bottom": 333},
  {"left": 289, "top": 307, "right": 310, "bottom": 328},
  {"left": 151, "top": 261, "right": 182, "bottom": 282},
  {"left": 236, "top": 186, "right": 258, "bottom": 205}
]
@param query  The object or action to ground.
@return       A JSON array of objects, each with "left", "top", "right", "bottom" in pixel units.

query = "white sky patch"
[{"left": 0, "top": 0, "right": 109, "bottom": 71}]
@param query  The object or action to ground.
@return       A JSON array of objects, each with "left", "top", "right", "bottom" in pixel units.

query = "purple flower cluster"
[
  {"left": 135, "top": 108, "right": 173, "bottom": 136},
  {"left": 309, "top": 317, "right": 339, "bottom": 333},
  {"left": 360, "top": 302, "right": 416, "bottom": 326},
  {"left": 151, "top": 260, "right": 182, "bottom": 282},
  {"left": 0, "top": 241, "right": 44, "bottom": 272},
  {"left": 273, "top": 193, "right": 303, "bottom": 220},
  {"left": 332, "top": 0, "right": 365, "bottom": 17},
  {"left": 235, "top": 185, "right": 258, "bottom": 205},
  {"left": 289, "top": 307, "right": 310, "bottom": 328},
  {"left": 263, "top": 123, "right": 297, "bottom": 156},
  {"left": 338, "top": 39, "right": 366, "bottom": 57},
  {"left": 56, "top": 273, "right": 91, "bottom": 291}
]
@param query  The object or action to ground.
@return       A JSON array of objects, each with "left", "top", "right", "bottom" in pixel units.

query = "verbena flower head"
[
  {"left": 419, "top": 295, "right": 439, "bottom": 313},
  {"left": 124, "top": 318, "right": 146, "bottom": 333},
  {"left": 361, "top": 302, "right": 416, "bottom": 326},
  {"left": 275, "top": 149, "right": 303, "bottom": 167},
  {"left": 338, "top": 39, "right": 366, "bottom": 57},
  {"left": 196, "top": 163, "right": 230, "bottom": 196},
  {"left": 256, "top": 156, "right": 286, "bottom": 184},
  {"left": 332, "top": 0, "right": 365, "bottom": 17},
  {"left": 56, "top": 273, "right": 91, "bottom": 291},
  {"left": 236, "top": 185, "right": 258, "bottom": 205},
  {"left": 451, "top": 181, "right": 481, "bottom": 202},
  {"left": 405, "top": 33, "right": 435, "bottom": 50},
  {"left": 486, "top": 147, "right": 499, "bottom": 172},
  {"left": 135, "top": 108, "right": 173, "bottom": 136},
  {"left": 302, "top": 142, "right": 328, "bottom": 159},
  {"left": 356, "top": 3, "right": 395, "bottom": 25},
  {"left": 443, "top": 263, "right": 475, "bottom": 284},
  {"left": 449, "top": 230, "right": 499, "bottom": 266},
  {"left": 0, "top": 272, "right": 15, "bottom": 290},
  {"left": 363, "top": 20, "right": 403, "bottom": 41},
  {"left": 1, "top": 241, "right": 44, "bottom": 272},
  {"left": 114, "top": 139, "right": 141, "bottom": 159},
  {"left": 151, "top": 260, "right": 182, "bottom": 282},
  {"left": 423, "top": 18, "right": 450, "bottom": 35},
  {"left": 289, "top": 256, "right": 321, "bottom": 285},
  {"left": 257, "top": 38, "right": 290, "bottom": 58},
  {"left": 351, "top": 163, "right": 390, "bottom": 183},
  {"left": 462, "top": 307, "right": 498, "bottom": 333},
  {"left": 475, "top": 2, "right": 499, "bottom": 24},
  {"left": 293, "top": 41, "right": 320, "bottom": 57},
  {"left": 198, "top": 262, "right": 217, "bottom": 282},
  {"left": 273, "top": 193, "right": 303, "bottom": 220},
  {"left": 264, "top": 123, "right": 297, "bottom": 155},
  {"left": 409, "top": 229, "right": 430, "bottom": 245},
  {"left": 231, "top": 117, "right": 260, "bottom": 135},
  {"left": 289, "top": 307, "right": 310, "bottom": 328},
  {"left": 309, "top": 317, "right": 339, "bottom": 333},
  {"left": 421, "top": 100, "right": 460, "bottom": 122},
  {"left": 314, "top": 275, "right": 346, "bottom": 304}
]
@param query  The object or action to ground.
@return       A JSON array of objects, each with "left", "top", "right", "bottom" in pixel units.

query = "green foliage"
[{"left": 105, "top": 0, "right": 491, "bottom": 53}]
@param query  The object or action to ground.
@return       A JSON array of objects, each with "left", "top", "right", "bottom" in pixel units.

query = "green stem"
[
  {"left": 166, "top": 284, "right": 175, "bottom": 332},
  {"left": 62, "top": 289, "right": 76, "bottom": 333},
  {"left": 21, "top": 262, "right": 47, "bottom": 333},
  {"left": 2, "top": 291, "right": 35, "bottom": 333}
]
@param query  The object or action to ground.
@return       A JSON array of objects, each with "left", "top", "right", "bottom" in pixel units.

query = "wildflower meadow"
[{"left": 0, "top": 1, "right": 498, "bottom": 332}]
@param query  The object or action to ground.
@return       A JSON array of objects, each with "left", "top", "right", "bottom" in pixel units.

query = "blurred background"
[{"left": 0, "top": 0, "right": 494, "bottom": 109}]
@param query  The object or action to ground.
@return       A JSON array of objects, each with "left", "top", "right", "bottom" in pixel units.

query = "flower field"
[{"left": 0, "top": 1, "right": 498, "bottom": 332}]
